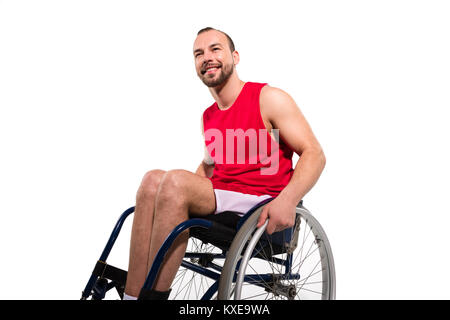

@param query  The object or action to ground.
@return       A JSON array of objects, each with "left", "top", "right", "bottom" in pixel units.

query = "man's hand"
[
  {"left": 256, "top": 195, "right": 297, "bottom": 235},
  {"left": 195, "top": 161, "right": 214, "bottom": 178}
]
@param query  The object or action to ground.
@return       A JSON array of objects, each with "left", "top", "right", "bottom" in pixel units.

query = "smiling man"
[{"left": 123, "top": 27, "right": 326, "bottom": 300}]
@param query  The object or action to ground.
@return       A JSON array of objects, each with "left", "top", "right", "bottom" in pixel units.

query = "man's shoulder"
[
  {"left": 260, "top": 85, "right": 292, "bottom": 102},
  {"left": 260, "top": 85, "right": 299, "bottom": 125},
  {"left": 260, "top": 85, "right": 295, "bottom": 110}
]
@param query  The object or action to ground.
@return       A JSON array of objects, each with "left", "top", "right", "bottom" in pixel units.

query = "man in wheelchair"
[{"left": 96, "top": 27, "right": 327, "bottom": 300}]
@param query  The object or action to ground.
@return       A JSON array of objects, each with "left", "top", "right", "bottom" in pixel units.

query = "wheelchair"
[{"left": 81, "top": 198, "right": 336, "bottom": 300}]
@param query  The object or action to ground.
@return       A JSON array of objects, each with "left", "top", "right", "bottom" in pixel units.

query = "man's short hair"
[{"left": 197, "top": 27, "right": 236, "bottom": 53}]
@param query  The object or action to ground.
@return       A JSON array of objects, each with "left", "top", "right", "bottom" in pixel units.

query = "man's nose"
[{"left": 202, "top": 50, "right": 214, "bottom": 63}]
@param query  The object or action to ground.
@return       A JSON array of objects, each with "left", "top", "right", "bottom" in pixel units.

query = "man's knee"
[
  {"left": 156, "top": 169, "right": 190, "bottom": 206},
  {"left": 137, "top": 169, "right": 166, "bottom": 201}
]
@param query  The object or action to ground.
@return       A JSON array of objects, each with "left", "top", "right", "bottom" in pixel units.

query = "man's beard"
[{"left": 199, "top": 62, "right": 234, "bottom": 88}]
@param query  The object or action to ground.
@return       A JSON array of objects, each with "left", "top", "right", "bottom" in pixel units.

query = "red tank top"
[{"left": 202, "top": 82, "right": 294, "bottom": 197}]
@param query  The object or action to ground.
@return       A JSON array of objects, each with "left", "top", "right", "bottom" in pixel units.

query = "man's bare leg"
[
  {"left": 124, "top": 169, "right": 167, "bottom": 298},
  {"left": 147, "top": 169, "right": 216, "bottom": 292}
]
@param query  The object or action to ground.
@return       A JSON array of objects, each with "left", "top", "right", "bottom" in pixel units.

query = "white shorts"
[{"left": 213, "top": 189, "right": 272, "bottom": 216}]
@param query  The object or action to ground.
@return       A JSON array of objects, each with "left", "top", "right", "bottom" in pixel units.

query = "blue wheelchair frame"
[{"left": 81, "top": 197, "right": 301, "bottom": 300}]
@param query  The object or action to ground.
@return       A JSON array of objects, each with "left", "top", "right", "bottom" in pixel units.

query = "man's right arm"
[
  {"left": 195, "top": 161, "right": 214, "bottom": 178},
  {"left": 196, "top": 115, "right": 215, "bottom": 178}
]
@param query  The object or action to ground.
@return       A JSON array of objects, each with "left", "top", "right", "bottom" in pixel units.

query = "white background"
[{"left": 1, "top": 0, "right": 449, "bottom": 299}]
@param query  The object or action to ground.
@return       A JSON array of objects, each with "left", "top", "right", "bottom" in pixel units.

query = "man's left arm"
[{"left": 256, "top": 86, "right": 326, "bottom": 234}]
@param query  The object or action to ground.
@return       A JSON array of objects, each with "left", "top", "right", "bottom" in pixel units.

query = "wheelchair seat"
[
  {"left": 189, "top": 211, "right": 242, "bottom": 252},
  {"left": 189, "top": 209, "right": 297, "bottom": 257}
]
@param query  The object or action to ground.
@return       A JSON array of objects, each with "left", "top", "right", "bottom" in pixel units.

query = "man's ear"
[{"left": 232, "top": 50, "right": 240, "bottom": 66}]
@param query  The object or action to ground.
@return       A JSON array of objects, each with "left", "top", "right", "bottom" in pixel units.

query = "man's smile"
[
  {"left": 206, "top": 67, "right": 219, "bottom": 74},
  {"left": 202, "top": 64, "right": 221, "bottom": 75}
]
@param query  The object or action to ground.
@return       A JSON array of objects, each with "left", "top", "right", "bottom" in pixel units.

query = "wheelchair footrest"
[{"left": 93, "top": 260, "right": 128, "bottom": 285}]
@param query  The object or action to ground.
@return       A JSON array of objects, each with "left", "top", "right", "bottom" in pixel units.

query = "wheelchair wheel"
[
  {"left": 169, "top": 237, "right": 223, "bottom": 300},
  {"left": 218, "top": 203, "right": 336, "bottom": 300}
]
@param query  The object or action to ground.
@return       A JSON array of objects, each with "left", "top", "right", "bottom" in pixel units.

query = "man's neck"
[{"left": 209, "top": 76, "right": 245, "bottom": 110}]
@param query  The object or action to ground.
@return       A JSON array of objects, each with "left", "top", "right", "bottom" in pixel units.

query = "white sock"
[{"left": 123, "top": 293, "right": 138, "bottom": 300}]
